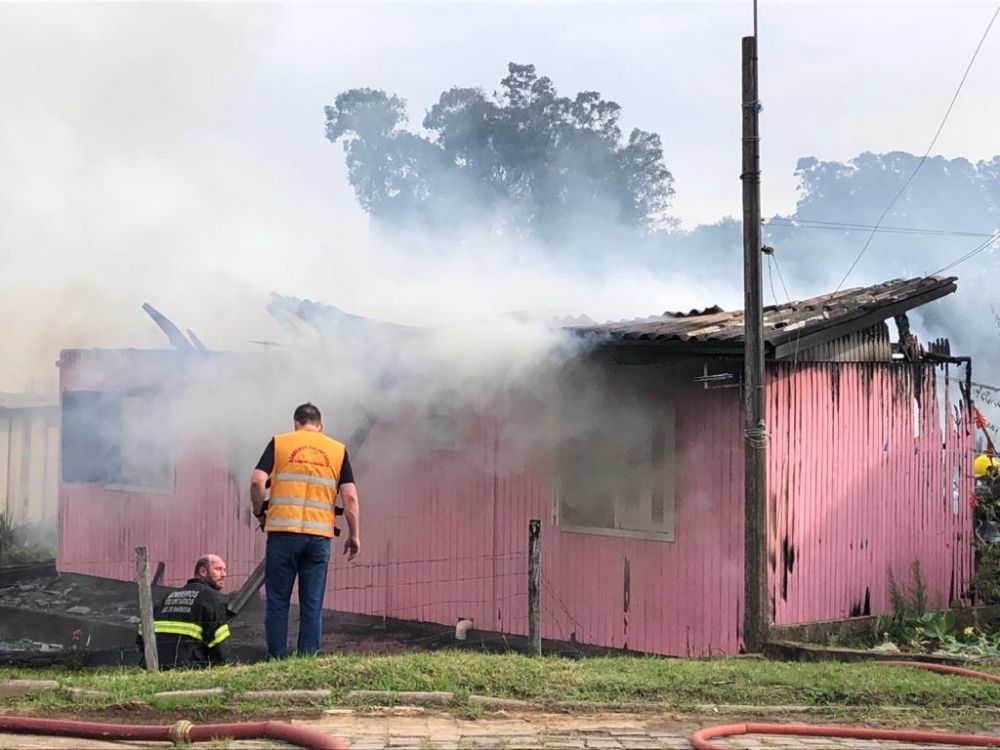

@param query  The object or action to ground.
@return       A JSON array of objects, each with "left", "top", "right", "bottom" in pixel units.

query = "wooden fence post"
[
  {"left": 528, "top": 519, "right": 541, "bottom": 657},
  {"left": 135, "top": 546, "right": 159, "bottom": 672}
]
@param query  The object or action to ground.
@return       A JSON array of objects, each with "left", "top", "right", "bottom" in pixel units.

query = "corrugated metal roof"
[{"left": 566, "top": 276, "right": 957, "bottom": 358}]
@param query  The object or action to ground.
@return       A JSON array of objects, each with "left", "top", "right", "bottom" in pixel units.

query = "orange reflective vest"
[{"left": 265, "top": 430, "right": 346, "bottom": 538}]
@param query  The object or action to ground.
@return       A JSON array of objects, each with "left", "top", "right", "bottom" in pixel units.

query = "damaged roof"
[{"left": 567, "top": 276, "right": 958, "bottom": 360}]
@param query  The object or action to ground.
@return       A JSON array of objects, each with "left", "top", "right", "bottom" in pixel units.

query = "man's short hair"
[
  {"left": 294, "top": 403, "right": 322, "bottom": 426},
  {"left": 194, "top": 556, "right": 211, "bottom": 578}
]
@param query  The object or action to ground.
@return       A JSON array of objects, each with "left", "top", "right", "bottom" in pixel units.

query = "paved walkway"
[
  {"left": 0, "top": 709, "right": 994, "bottom": 749},
  {"left": 307, "top": 710, "right": 994, "bottom": 749}
]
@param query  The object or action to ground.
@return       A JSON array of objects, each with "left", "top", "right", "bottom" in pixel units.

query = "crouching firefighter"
[{"left": 137, "top": 554, "right": 232, "bottom": 669}]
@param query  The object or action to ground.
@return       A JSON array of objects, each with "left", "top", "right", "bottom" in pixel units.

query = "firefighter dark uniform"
[{"left": 137, "top": 578, "right": 232, "bottom": 669}]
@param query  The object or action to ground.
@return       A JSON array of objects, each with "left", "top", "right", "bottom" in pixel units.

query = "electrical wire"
[
  {"left": 834, "top": 3, "right": 1000, "bottom": 291},
  {"left": 931, "top": 232, "right": 1000, "bottom": 275},
  {"left": 772, "top": 251, "right": 792, "bottom": 304},
  {"left": 769, "top": 250, "right": 804, "bottom": 365},
  {"left": 764, "top": 218, "right": 994, "bottom": 239},
  {"left": 766, "top": 255, "right": 779, "bottom": 306}
]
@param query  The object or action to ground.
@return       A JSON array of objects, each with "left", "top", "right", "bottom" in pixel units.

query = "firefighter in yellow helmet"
[{"left": 974, "top": 454, "right": 1000, "bottom": 479}]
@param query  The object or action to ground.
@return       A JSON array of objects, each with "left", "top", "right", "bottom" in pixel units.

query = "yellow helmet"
[{"left": 974, "top": 454, "right": 1000, "bottom": 478}]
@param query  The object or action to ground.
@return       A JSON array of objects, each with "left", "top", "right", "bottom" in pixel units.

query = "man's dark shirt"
[
  {"left": 137, "top": 578, "right": 231, "bottom": 669},
  {"left": 255, "top": 439, "right": 355, "bottom": 485}
]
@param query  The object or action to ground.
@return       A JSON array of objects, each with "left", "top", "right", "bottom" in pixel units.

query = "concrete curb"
[
  {"left": 396, "top": 691, "right": 453, "bottom": 706},
  {"left": 28, "top": 680, "right": 998, "bottom": 720},
  {"left": 65, "top": 687, "right": 113, "bottom": 702},
  {"left": 0, "top": 680, "right": 59, "bottom": 698},
  {"left": 766, "top": 639, "right": 983, "bottom": 666}
]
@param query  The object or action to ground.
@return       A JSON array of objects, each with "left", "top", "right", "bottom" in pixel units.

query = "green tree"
[
  {"left": 764, "top": 151, "right": 1000, "bottom": 287},
  {"left": 324, "top": 63, "right": 675, "bottom": 246}
]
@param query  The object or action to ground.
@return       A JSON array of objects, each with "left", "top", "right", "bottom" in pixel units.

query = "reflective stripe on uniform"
[
  {"left": 265, "top": 517, "right": 334, "bottom": 533},
  {"left": 274, "top": 472, "right": 339, "bottom": 490},
  {"left": 147, "top": 620, "right": 204, "bottom": 640},
  {"left": 206, "top": 624, "right": 231, "bottom": 648},
  {"left": 269, "top": 495, "right": 334, "bottom": 511}
]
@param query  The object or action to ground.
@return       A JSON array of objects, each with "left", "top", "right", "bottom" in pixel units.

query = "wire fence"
[
  {"left": 109, "top": 526, "right": 599, "bottom": 654},
  {"left": 335, "top": 568, "right": 529, "bottom": 593},
  {"left": 313, "top": 535, "right": 598, "bottom": 650}
]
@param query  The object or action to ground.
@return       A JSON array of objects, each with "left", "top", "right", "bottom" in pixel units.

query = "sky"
[
  {"left": 1, "top": 0, "right": 998, "bottom": 392},
  {"left": 249, "top": 0, "right": 1000, "bottom": 226}
]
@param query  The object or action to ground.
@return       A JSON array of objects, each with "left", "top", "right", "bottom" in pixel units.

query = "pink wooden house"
[{"left": 57, "top": 276, "right": 973, "bottom": 656}]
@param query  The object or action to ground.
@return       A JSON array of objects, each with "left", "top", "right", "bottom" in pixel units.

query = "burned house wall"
[
  {"left": 61, "top": 347, "right": 975, "bottom": 653},
  {"left": 56, "top": 349, "right": 265, "bottom": 586},
  {"left": 766, "top": 361, "right": 974, "bottom": 625},
  {"left": 329, "top": 370, "right": 746, "bottom": 657},
  {"left": 57, "top": 349, "right": 747, "bottom": 656}
]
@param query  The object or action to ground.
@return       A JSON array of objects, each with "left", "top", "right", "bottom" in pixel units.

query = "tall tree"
[
  {"left": 325, "top": 63, "right": 675, "bottom": 246},
  {"left": 763, "top": 151, "right": 1000, "bottom": 289}
]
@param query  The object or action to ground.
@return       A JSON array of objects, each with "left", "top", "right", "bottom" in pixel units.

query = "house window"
[
  {"left": 62, "top": 390, "right": 174, "bottom": 493},
  {"left": 556, "top": 367, "right": 676, "bottom": 540}
]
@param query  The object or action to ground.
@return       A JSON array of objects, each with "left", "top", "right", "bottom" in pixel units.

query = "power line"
[
  {"left": 764, "top": 218, "right": 994, "bottom": 239},
  {"left": 931, "top": 232, "right": 1000, "bottom": 275},
  {"left": 771, "top": 251, "right": 792, "bottom": 304},
  {"left": 833, "top": 3, "right": 1000, "bottom": 291},
  {"left": 766, "top": 255, "right": 779, "bottom": 306}
]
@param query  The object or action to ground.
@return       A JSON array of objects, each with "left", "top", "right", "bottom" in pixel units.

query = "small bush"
[
  {"left": 972, "top": 543, "right": 1000, "bottom": 603},
  {"left": 879, "top": 559, "right": 1000, "bottom": 656},
  {"left": 0, "top": 513, "right": 54, "bottom": 563}
]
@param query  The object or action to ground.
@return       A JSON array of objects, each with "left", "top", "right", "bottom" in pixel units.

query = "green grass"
[{"left": 3, "top": 652, "right": 1000, "bottom": 718}]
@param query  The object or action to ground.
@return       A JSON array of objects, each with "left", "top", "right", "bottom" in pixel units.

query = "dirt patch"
[
  {"left": 1, "top": 566, "right": 624, "bottom": 665},
  {"left": 0, "top": 569, "right": 465, "bottom": 664}
]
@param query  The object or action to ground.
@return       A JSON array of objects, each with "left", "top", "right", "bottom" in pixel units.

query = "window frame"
[
  {"left": 553, "top": 366, "right": 677, "bottom": 542},
  {"left": 61, "top": 388, "right": 176, "bottom": 494}
]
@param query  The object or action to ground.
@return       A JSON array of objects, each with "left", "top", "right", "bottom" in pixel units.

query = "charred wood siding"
[
  {"left": 766, "top": 362, "right": 973, "bottom": 625},
  {"left": 795, "top": 324, "right": 892, "bottom": 363},
  {"left": 57, "top": 350, "right": 264, "bottom": 586},
  {"left": 59, "top": 458, "right": 264, "bottom": 587},
  {"left": 332, "top": 384, "right": 746, "bottom": 657},
  {"left": 57, "top": 348, "right": 973, "bottom": 656}
]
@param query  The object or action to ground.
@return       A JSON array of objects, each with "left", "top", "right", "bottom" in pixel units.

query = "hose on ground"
[
  {"left": 0, "top": 716, "right": 348, "bottom": 749},
  {"left": 691, "top": 722, "right": 1000, "bottom": 749},
  {"left": 880, "top": 659, "right": 1000, "bottom": 683},
  {"left": 691, "top": 660, "right": 1000, "bottom": 750}
]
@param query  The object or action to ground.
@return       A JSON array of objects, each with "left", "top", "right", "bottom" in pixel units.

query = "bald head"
[{"left": 194, "top": 554, "right": 227, "bottom": 591}]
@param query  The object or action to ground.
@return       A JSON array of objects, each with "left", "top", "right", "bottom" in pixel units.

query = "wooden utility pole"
[
  {"left": 135, "top": 546, "right": 159, "bottom": 672},
  {"left": 741, "top": 34, "right": 768, "bottom": 653},
  {"left": 527, "top": 519, "right": 541, "bottom": 657}
]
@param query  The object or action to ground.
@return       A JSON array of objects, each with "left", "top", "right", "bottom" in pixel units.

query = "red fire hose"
[
  {"left": 691, "top": 660, "right": 1000, "bottom": 750},
  {"left": 691, "top": 722, "right": 1000, "bottom": 749},
  {"left": 0, "top": 716, "right": 348, "bottom": 749},
  {"left": 2, "top": 661, "right": 998, "bottom": 749},
  {"left": 880, "top": 659, "right": 1000, "bottom": 683}
]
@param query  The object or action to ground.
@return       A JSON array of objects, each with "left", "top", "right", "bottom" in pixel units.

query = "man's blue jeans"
[{"left": 264, "top": 532, "right": 331, "bottom": 659}]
